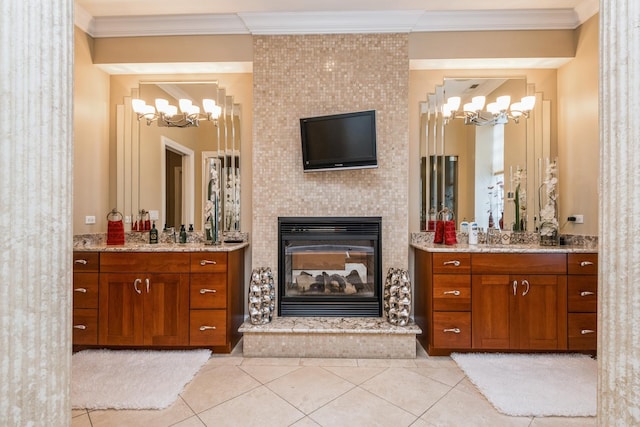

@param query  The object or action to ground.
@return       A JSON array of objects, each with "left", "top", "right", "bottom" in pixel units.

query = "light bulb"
[
  {"left": 155, "top": 98, "right": 169, "bottom": 113},
  {"left": 463, "top": 102, "right": 475, "bottom": 113},
  {"left": 442, "top": 104, "right": 452, "bottom": 118},
  {"left": 179, "top": 99, "right": 193, "bottom": 113},
  {"left": 165, "top": 104, "right": 178, "bottom": 118},
  {"left": 496, "top": 95, "right": 511, "bottom": 111},
  {"left": 486, "top": 102, "right": 499, "bottom": 115},
  {"left": 471, "top": 96, "right": 486, "bottom": 111},
  {"left": 510, "top": 102, "right": 523, "bottom": 117},
  {"left": 142, "top": 104, "right": 155, "bottom": 119},
  {"left": 131, "top": 99, "right": 147, "bottom": 113},
  {"left": 446, "top": 96, "right": 461, "bottom": 112},
  {"left": 520, "top": 95, "right": 536, "bottom": 111}
]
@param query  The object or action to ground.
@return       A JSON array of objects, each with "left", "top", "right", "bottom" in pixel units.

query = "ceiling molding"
[
  {"left": 237, "top": 10, "right": 424, "bottom": 35},
  {"left": 74, "top": 4, "right": 94, "bottom": 34},
  {"left": 574, "top": 0, "right": 600, "bottom": 23},
  {"left": 413, "top": 9, "right": 580, "bottom": 32},
  {"left": 77, "top": 8, "right": 597, "bottom": 38},
  {"left": 410, "top": 58, "right": 573, "bottom": 70},
  {"left": 94, "top": 62, "right": 253, "bottom": 75}
]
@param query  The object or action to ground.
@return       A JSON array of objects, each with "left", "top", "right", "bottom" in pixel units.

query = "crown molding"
[
  {"left": 74, "top": 3, "right": 94, "bottom": 34},
  {"left": 574, "top": 0, "right": 599, "bottom": 23},
  {"left": 238, "top": 10, "right": 424, "bottom": 35},
  {"left": 410, "top": 57, "right": 573, "bottom": 70},
  {"left": 80, "top": 8, "right": 596, "bottom": 38},
  {"left": 413, "top": 9, "right": 581, "bottom": 32},
  {"left": 94, "top": 62, "right": 253, "bottom": 75}
]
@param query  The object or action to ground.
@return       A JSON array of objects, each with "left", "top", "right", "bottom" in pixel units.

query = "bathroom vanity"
[
  {"left": 72, "top": 243, "right": 247, "bottom": 353},
  {"left": 413, "top": 244, "right": 597, "bottom": 356}
]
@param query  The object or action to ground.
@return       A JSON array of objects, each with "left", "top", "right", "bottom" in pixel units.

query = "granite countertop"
[
  {"left": 73, "top": 241, "right": 249, "bottom": 252},
  {"left": 410, "top": 242, "right": 596, "bottom": 253}
]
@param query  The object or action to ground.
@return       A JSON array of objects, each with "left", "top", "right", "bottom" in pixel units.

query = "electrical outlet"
[
  {"left": 149, "top": 210, "right": 159, "bottom": 220},
  {"left": 573, "top": 214, "right": 584, "bottom": 224},
  {"left": 125, "top": 215, "right": 131, "bottom": 224},
  {"left": 85, "top": 215, "right": 96, "bottom": 225}
]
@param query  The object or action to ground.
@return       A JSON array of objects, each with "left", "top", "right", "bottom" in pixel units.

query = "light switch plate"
[
  {"left": 85, "top": 215, "right": 96, "bottom": 224},
  {"left": 149, "top": 210, "right": 159, "bottom": 220}
]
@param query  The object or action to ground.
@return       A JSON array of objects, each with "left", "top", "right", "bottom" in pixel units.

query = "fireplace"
[{"left": 278, "top": 217, "right": 382, "bottom": 317}]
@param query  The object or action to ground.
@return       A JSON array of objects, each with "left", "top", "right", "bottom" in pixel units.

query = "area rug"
[
  {"left": 71, "top": 349, "right": 211, "bottom": 410},
  {"left": 451, "top": 353, "right": 597, "bottom": 417}
]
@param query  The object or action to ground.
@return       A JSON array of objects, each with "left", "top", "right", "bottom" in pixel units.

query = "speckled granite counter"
[
  {"left": 239, "top": 317, "right": 422, "bottom": 359},
  {"left": 73, "top": 231, "right": 249, "bottom": 252}
]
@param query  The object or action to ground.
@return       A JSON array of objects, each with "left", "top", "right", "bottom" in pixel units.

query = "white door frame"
[{"left": 161, "top": 136, "right": 194, "bottom": 228}]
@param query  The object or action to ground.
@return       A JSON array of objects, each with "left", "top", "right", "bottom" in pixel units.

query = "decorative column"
[
  {"left": 0, "top": 1, "right": 74, "bottom": 426},
  {"left": 599, "top": 0, "right": 640, "bottom": 424}
]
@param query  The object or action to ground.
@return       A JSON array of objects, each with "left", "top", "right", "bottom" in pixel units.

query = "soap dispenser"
[
  {"left": 179, "top": 224, "right": 187, "bottom": 244},
  {"left": 149, "top": 221, "right": 158, "bottom": 244}
]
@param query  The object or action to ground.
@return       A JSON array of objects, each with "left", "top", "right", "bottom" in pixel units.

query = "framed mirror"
[
  {"left": 116, "top": 81, "right": 241, "bottom": 232},
  {"left": 420, "top": 77, "right": 551, "bottom": 233}
]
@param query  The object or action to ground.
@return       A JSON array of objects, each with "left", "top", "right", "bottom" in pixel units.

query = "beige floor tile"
[
  {"left": 290, "top": 416, "right": 323, "bottom": 426},
  {"left": 406, "top": 366, "right": 466, "bottom": 387},
  {"left": 300, "top": 357, "right": 358, "bottom": 367},
  {"left": 180, "top": 365, "right": 261, "bottom": 413},
  {"left": 202, "top": 356, "right": 244, "bottom": 368},
  {"left": 171, "top": 415, "right": 206, "bottom": 426},
  {"left": 71, "top": 409, "right": 87, "bottom": 418},
  {"left": 357, "top": 358, "right": 418, "bottom": 368},
  {"left": 240, "top": 364, "right": 301, "bottom": 383},
  {"left": 309, "top": 387, "right": 418, "bottom": 427},
  {"left": 323, "top": 366, "right": 387, "bottom": 385},
  {"left": 87, "top": 396, "right": 195, "bottom": 427},
  {"left": 197, "top": 385, "right": 304, "bottom": 427},
  {"left": 71, "top": 412, "right": 92, "bottom": 427},
  {"left": 454, "top": 377, "right": 484, "bottom": 396},
  {"left": 266, "top": 366, "right": 356, "bottom": 414},
  {"left": 241, "top": 357, "right": 301, "bottom": 366},
  {"left": 360, "top": 367, "right": 452, "bottom": 416},
  {"left": 414, "top": 355, "right": 458, "bottom": 369},
  {"left": 420, "top": 387, "right": 532, "bottom": 427},
  {"left": 529, "top": 416, "right": 597, "bottom": 426},
  {"left": 409, "top": 418, "right": 432, "bottom": 427}
]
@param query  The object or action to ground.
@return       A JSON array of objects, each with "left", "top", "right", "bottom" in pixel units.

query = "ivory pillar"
[
  {"left": 599, "top": 0, "right": 640, "bottom": 424},
  {"left": 0, "top": 1, "right": 74, "bottom": 425}
]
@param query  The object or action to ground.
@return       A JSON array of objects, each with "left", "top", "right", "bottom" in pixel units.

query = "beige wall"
[
  {"left": 74, "top": 27, "right": 110, "bottom": 234},
  {"left": 558, "top": 14, "right": 599, "bottom": 236},
  {"left": 252, "top": 34, "right": 410, "bottom": 279}
]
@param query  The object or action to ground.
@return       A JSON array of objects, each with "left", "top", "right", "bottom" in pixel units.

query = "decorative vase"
[
  {"left": 248, "top": 267, "right": 275, "bottom": 325},
  {"left": 383, "top": 268, "right": 411, "bottom": 326},
  {"left": 540, "top": 229, "right": 560, "bottom": 246}
]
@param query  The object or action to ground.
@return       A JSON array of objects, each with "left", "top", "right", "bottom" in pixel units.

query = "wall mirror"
[
  {"left": 116, "top": 81, "right": 241, "bottom": 232},
  {"left": 419, "top": 77, "right": 552, "bottom": 232}
]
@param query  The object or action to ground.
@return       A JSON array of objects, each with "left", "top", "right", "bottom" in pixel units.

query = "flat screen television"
[{"left": 300, "top": 110, "right": 377, "bottom": 172}]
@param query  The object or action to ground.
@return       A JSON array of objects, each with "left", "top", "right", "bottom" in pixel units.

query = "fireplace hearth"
[{"left": 278, "top": 217, "right": 382, "bottom": 317}]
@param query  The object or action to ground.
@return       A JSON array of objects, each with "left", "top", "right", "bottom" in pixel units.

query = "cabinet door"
[
  {"left": 99, "top": 273, "right": 144, "bottom": 345},
  {"left": 472, "top": 274, "right": 511, "bottom": 349},
  {"left": 513, "top": 275, "right": 567, "bottom": 350},
  {"left": 142, "top": 273, "right": 190, "bottom": 346}
]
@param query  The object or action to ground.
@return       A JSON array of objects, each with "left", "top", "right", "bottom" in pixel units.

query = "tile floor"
[{"left": 71, "top": 341, "right": 596, "bottom": 427}]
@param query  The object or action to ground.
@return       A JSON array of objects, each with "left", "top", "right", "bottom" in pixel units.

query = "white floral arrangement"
[{"left": 539, "top": 158, "right": 559, "bottom": 237}]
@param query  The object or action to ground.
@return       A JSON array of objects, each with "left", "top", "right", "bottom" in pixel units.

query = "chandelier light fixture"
[
  {"left": 443, "top": 95, "right": 536, "bottom": 126},
  {"left": 132, "top": 97, "right": 222, "bottom": 128}
]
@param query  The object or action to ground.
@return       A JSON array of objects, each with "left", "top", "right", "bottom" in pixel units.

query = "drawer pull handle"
[
  {"left": 200, "top": 289, "right": 217, "bottom": 294},
  {"left": 200, "top": 260, "right": 217, "bottom": 266},
  {"left": 521, "top": 279, "right": 530, "bottom": 297},
  {"left": 74, "top": 259, "right": 88, "bottom": 265},
  {"left": 443, "top": 260, "right": 461, "bottom": 267},
  {"left": 580, "top": 261, "right": 594, "bottom": 267},
  {"left": 581, "top": 329, "right": 595, "bottom": 335},
  {"left": 580, "top": 291, "right": 595, "bottom": 297},
  {"left": 74, "top": 288, "right": 87, "bottom": 293},
  {"left": 199, "top": 326, "right": 217, "bottom": 331},
  {"left": 73, "top": 325, "right": 87, "bottom": 330},
  {"left": 443, "top": 290, "right": 461, "bottom": 296},
  {"left": 133, "top": 278, "right": 142, "bottom": 294},
  {"left": 443, "top": 328, "right": 461, "bottom": 334}
]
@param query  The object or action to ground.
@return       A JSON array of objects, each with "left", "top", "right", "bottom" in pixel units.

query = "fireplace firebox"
[{"left": 278, "top": 217, "right": 382, "bottom": 317}]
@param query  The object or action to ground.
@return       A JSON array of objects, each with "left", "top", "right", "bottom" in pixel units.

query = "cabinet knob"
[
  {"left": 580, "top": 291, "right": 595, "bottom": 297},
  {"left": 74, "top": 259, "right": 88, "bottom": 265},
  {"left": 443, "top": 260, "right": 461, "bottom": 267},
  {"left": 581, "top": 329, "right": 595, "bottom": 335},
  {"left": 443, "top": 290, "right": 461, "bottom": 296},
  {"left": 73, "top": 325, "right": 87, "bottom": 330},
  {"left": 443, "top": 328, "right": 461, "bottom": 334},
  {"left": 74, "top": 288, "right": 87, "bottom": 293},
  {"left": 200, "top": 288, "right": 217, "bottom": 294},
  {"left": 199, "top": 326, "right": 217, "bottom": 331},
  {"left": 200, "top": 260, "right": 217, "bottom": 266},
  {"left": 580, "top": 261, "right": 594, "bottom": 267}
]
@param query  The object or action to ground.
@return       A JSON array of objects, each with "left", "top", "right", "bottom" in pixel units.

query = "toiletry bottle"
[
  {"left": 179, "top": 224, "right": 187, "bottom": 244},
  {"left": 469, "top": 222, "right": 479, "bottom": 245},
  {"left": 460, "top": 220, "right": 469, "bottom": 234},
  {"left": 149, "top": 221, "right": 158, "bottom": 244}
]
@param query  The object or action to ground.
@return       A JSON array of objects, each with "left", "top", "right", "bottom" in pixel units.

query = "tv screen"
[{"left": 300, "top": 110, "right": 377, "bottom": 172}]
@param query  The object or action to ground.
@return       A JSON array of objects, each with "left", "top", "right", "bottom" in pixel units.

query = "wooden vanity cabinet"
[
  {"left": 567, "top": 253, "right": 598, "bottom": 350},
  {"left": 72, "top": 252, "right": 100, "bottom": 345},
  {"left": 98, "top": 252, "right": 190, "bottom": 346}
]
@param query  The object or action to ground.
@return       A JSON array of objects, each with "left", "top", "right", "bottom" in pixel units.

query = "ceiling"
[{"left": 75, "top": 0, "right": 599, "bottom": 74}]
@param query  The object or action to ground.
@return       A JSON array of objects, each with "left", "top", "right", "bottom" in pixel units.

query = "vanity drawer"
[
  {"left": 432, "top": 312, "right": 471, "bottom": 349},
  {"left": 189, "top": 310, "right": 227, "bottom": 346},
  {"left": 73, "top": 309, "right": 98, "bottom": 345},
  {"left": 433, "top": 274, "right": 471, "bottom": 311},
  {"left": 568, "top": 276, "right": 597, "bottom": 312},
  {"left": 432, "top": 253, "right": 471, "bottom": 274},
  {"left": 471, "top": 253, "right": 566, "bottom": 274},
  {"left": 190, "top": 274, "right": 227, "bottom": 309},
  {"left": 100, "top": 252, "right": 190, "bottom": 273},
  {"left": 190, "top": 253, "right": 228, "bottom": 273},
  {"left": 568, "top": 313, "right": 597, "bottom": 350},
  {"left": 73, "top": 273, "right": 99, "bottom": 308},
  {"left": 568, "top": 253, "right": 598, "bottom": 275},
  {"left": 73, "top": 252, "right": 99, "bottom": 272}
]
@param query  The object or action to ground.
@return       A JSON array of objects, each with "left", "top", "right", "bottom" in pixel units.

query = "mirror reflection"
[
  {"left": 420, "top": 77, "right": 550, "bottom": 233},
  {"left": 121, "top": 81, "right": 241, "bottom": 233}
]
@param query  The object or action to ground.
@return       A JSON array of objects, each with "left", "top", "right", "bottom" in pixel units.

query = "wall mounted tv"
[{"left": 300, "top": 110, "right": 377, "bottom": 172}]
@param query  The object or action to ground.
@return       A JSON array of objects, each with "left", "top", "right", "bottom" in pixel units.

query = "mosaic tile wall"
[{"left": 252, "top": 34, "right": 409, "bottom": 284}]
